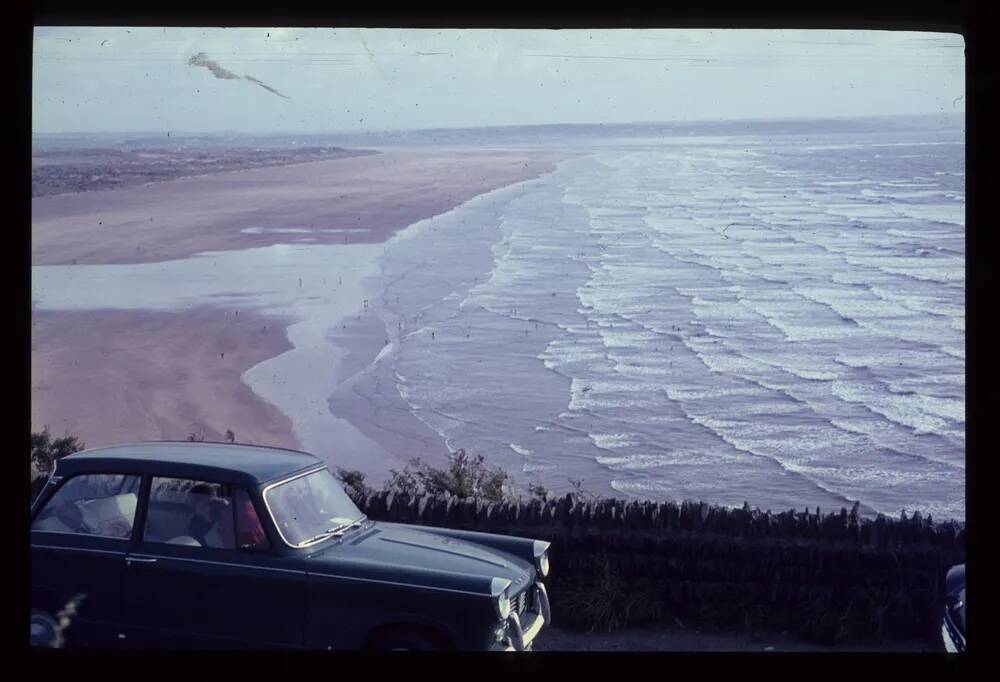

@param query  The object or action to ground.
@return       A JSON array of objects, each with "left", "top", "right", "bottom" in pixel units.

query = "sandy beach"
[
  {"left": 31, "top": 148, "right": 567, "bottom": 475},
  {"left": 31, "top": 150, "right": 566, "bottom": 266},
  {"left": 31, "top": 307, "right": 297, "bottom": 449}
]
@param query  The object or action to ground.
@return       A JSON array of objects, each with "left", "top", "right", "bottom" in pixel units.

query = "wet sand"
[
  {"left": 324, "top": 313, "right": 452, "bottom": 482},
  {"left": 31, "top": 150, "right": 566, "bottom": 266},
  {"left": 31, "top": 149, "right": 566, "bottom": 467},
  {"left": 31, "top": 307, "right": 298, "bottom": 450}
]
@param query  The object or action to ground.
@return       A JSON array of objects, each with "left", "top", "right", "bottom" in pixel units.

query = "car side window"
[
  {"left": 233, "top": 488, "right": 270, "bottom": 551},
  {"left": 144, "top": 478, "right": 235, "bottom": 550},
  {"left": 31, "top": 474, "right": 140, "bottom": 540}
]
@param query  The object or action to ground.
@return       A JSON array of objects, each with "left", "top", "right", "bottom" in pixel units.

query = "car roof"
[{"left": 53, "top": 441, "right": 323, "bottom": 487}]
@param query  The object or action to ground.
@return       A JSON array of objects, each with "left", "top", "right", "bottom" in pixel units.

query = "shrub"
[
  {"left": 528, "top": 483, "right": 550, "bottom": 502},
  {"left": 567, "top": 477, "right": 598, "bottom": 504},
  {"left": 385, "top": 449, "right": 512, "bottom": 503},
  {"left": 336, "top": 468, "right": 371, "bottom": 497},
  {"left": 556, "top": 554, "right": 654, "bottom": 633},
  {"left": 30, "top": 427, "right": 84, "bottom": 476}
]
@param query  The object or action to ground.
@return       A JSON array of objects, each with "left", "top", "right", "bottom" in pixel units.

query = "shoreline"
[{"left": 31, "top": 150, "right": 570, "bottom": 475}]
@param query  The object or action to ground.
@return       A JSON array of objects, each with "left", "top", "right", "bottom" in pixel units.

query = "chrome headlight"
[
  {"left": 491, "top": 577, "right": 512, "bottom": 621},
  {"left": 533, "top": 540, "right": 551, "bottom": 578},
  {"left": 497, "top": 590, "right": 511, "bottom": 620}
]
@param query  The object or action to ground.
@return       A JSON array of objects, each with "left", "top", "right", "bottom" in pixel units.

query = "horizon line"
[{"left": 32, "top": 111, "right": 964, "bottom": 139}]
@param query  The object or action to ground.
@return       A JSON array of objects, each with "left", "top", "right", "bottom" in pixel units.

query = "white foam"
[
  {"left": 889, "top": 202, "right": 964, "bottom": 226},
  {"left": 240, "top": 227, "right": 313, "bottom": 234},
  {"left": 522, "top": 462, "right": 558, "bottom": 473},
  {"left": 372, "top": 342, "right": 394, "bottom": 365},
  {"left": 589, "top": 432, "right": 640, "bottom": 449},
  {"left": 787, "top": 368, "right": 839, "bottom": 381},
  {"left": 664, "top": 384, "right": 769, "bottom": 402},
  {"left": 830, "top": 380, "right": 954, "bottom": 435}
]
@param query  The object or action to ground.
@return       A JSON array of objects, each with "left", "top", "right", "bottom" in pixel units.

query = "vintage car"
[
  {"left": 30, "top": 441, "right": 551, "bottom": 650},
  {"left": 941, "top": 563, "right": 965, "bottom": 653}
]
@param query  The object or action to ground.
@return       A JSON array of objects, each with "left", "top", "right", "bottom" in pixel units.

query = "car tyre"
[{"left": 30, "top": 608, "right": 62, "bottom": 648}]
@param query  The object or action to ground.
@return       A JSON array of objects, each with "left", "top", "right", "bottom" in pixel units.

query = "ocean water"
[{"left": 377, "top": 126, "right": 965, "bottom": 520}]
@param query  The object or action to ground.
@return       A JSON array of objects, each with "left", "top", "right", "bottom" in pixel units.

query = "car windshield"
[{"left": 263, "top": 468, "right": 364, "bottom": 548}]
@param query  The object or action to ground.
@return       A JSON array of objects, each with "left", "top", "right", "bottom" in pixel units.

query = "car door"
[
  {"left": 30, "top": 472, "right": 143, "bottom": 647},
  {"left": 121, "top": 476, "right": 307, "bottom": 648}
]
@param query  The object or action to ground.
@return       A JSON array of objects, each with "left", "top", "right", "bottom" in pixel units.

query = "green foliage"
[
  {"left": 386, "top": 449, "right": 512, "bottom": 503},
  {"left": 567, "top": 478, "right": 598, "bottom": 504},
  {"left": 30, "top": 427, "right": 84, "bottom": 475},
  {"left": 336, "top": 468, "right": 371, "bottom": 496},
  {"left": 556, "top": 554, "right": 656, "bottom": 633},
  {"left": 528, "top": 483, "right": 549, "bottom": 502}
]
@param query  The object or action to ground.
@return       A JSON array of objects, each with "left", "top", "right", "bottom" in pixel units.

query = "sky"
[{"left": 32, "top": 27, "right": 965, "bottom": 134}]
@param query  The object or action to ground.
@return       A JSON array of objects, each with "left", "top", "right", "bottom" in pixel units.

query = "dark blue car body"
[
  {"left": 30, "top": 442, "right": 550, "bottom": 650},
  {"left": 942, "top": 564, "right": 965, "bottom": 653}
]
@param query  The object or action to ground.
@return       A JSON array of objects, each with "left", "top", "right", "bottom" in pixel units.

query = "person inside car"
[
  {"left": 187, "top": 484, "right": 234, "bottom": 548},
  {"left": 236, "top": 494, "right": 268, "bottom": 549}
]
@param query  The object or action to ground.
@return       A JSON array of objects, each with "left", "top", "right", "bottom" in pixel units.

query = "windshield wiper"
[
  {"left": 295, "top": 516, "right": 369, "bottom": 548},
  {"left": 328, "top": 516, "right": 368, "bottom": 535}
]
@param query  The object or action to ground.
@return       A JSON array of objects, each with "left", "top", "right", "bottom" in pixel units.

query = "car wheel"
[
  {"left": 371, "top": 629, "right": 443, "bottom": 651},
  {"left": 30, "top": 609, "right": 62, "bottom": 648}
]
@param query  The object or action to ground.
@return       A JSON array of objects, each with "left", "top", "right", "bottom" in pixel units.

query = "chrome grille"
[{"left": 515, "top": 590, "right": 527, "bottom": 615}]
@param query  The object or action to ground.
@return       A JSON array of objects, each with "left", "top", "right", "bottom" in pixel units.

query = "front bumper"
[
  {"left": 492, "top": 582, "right": 551, "bottom": 652},
  {"left": 942, "top": 608, "right": 965, "bottom": 653}
]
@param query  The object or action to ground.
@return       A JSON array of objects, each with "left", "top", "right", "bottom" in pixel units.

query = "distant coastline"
[{"left": 31, "top": 146, "right": 379, "bottom": 198}]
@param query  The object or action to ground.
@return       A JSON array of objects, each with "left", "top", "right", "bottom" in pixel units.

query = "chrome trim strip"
[
  {"left": 31, "top": 544, "right": 126, "bottom": 556},
  {"left": 309, "top": 571, "right": 488, "bottom": 598},
  {"left": 31, "top": 529, "right": 131, "bottom": 541},
  {"left": 35, "top": 542, "right": 491, "bottom": 596},
  {"left": 260, "top": 465, "right": 335, "bottom": 549},
  {"left": 126, "top": 553, "right": 307, "bottom": 576}
]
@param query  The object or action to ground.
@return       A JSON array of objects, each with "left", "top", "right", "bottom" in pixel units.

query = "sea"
[
  {"left": 374, "top": 120, "right": 965, "bottom": 520},
  {"left": 31, "top": 118, "right": 966, "bottom": 521}
]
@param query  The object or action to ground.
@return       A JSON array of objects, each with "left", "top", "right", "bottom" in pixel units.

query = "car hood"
[{"left": 306, "top": 521, "right": 535, "bottom": 587}]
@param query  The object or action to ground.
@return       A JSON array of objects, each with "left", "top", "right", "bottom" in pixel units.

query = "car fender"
[{"left": 945, "top": 564, "right": 965, "bottom": 595}]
